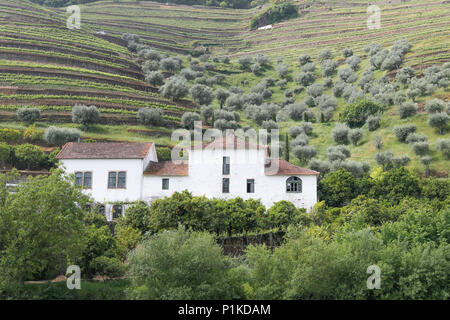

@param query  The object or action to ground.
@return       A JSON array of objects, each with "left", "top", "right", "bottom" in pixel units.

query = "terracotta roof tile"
[
  {"left": 56, "top": 142, "right": 153, "bottom": 159},
  {"left": 144, "top": 160, "right": 188, "bottom": 176},
  {"left": 265, "top": 159, "right": 320, "bottom": 175}
]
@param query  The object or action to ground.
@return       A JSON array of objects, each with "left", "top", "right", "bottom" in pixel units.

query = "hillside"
[{"left": 0, "top": 0, "right": 448, "bottom": 175}]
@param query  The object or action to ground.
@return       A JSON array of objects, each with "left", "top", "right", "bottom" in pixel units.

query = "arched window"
[{"left": 286, "top": 176, "right": 302, "bottom": 193}]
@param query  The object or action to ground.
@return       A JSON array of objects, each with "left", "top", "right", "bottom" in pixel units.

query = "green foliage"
[
  {"left": 17, "top": 108, "right": 40, "bottom": 124},
  {"left": 0, "top": 142, "right": 11, "bottom": 166},
  {"left": 319, "top": 168, "right": 357, "bottom": 207},
  {"left": 72, "top": 105, "right": 100, "bottom": 130},
  {"left": 137, "top": 107, "right": 164, "bottom": 127},
  {"left": 250, "top": 3, "right": 298, "bottom": 30},
  {"left": 0, "top": 128, "right": 22, "bottom": 143},
  {"left": 0, "top": 170, "right": 88, "bottom": 293},
  {"left": 44, "top": 126, "right": 81, "bottom": 147},
  {"left": 371, "top": 167, "right": 421, "bottom": 204},
  {"left": 127, "top": 227, "right": 246, "bottom": 300},
  {"left": 14, "top": 143, "right": 44, "bottom": 169},
  {"left": 340, "top": 99, "right": 383, "bottom": 128}
]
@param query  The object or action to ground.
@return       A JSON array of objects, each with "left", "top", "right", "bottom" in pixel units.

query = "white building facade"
[{"left": 57, "top": 137, "right": 319, "bottom": 221}]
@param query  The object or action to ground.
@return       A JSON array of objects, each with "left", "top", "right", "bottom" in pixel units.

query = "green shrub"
[
  {"left": 89, "top": 256, "right": 125, "bottom": 278},
  {"left": 250, "top": 3, "right": 298, "bottom": 30},
  {"left": 340, "top": 99, "right": 383, "bottom": 128}
]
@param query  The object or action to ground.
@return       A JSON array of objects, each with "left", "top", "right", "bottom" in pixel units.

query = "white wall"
[
  {"left": 142, "top": 148, "right": 317, "bottom": 211},
  {"left": 61, "top": 158, "right": 144, "bottom": 203}
]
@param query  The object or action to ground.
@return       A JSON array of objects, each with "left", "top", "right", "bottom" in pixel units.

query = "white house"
[{"left": 57, "top": 136, "right": 319, "bottom": 221}]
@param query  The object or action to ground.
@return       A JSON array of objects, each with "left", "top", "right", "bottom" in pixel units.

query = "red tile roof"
[
  {"left": 56, "top": 142, "right": 153, "bottom": 159},
  {"left": 144, "top": 160, "right": 188, "bottom": 176},
  {"left": 265, "top": 159, "right": 320, "bottom": 175}
]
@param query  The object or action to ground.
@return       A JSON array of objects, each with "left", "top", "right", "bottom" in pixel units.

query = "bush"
[
  {"left": 396, "top": 67, "right": 415, "bottom": 84},
  {"left": 159, "top": 57, "right": 180, "bottom": 73},
  {"left": 156, "top": 147, "right": 172, "bottom": 161},
  {"left": 342, "top": 48, "right": 353, "bottom": 58},
  {"left": 14, "top": 143, "right": 44, "bottom": 169},
  {"left": 348, "top": 128, "right": 363, "bottom": 146},
  {"left": 428, "top": 112, "right": 448, "bottom": 134},
  {"left": 72, "top": 105, "right": 99, "bottom": 130},
  {"left": 190, "top": 84, "right": 213, "bottom": 106},
  {"left": 346, "top": 55, "right": 361, "bottom": 71},
  {"left": 265, "top": 201, "right": 304, "bottom": 229},
  {"left": 44, "top": 126, "right": 81, "bottom": 147},
  {"left": 284, "top": 103, "right": 306, "bottom": 121},
  {"left": 332, "top": 80, "right": 346, "bottom": 97},
  {"left": 299, "top": 122, "right": 313, "bottom": 136},
  {"left": 293, "top": 145, "right": 317, "bottom": 164},
  {"left": 291, "top": 133, "right": 309, "bottom": 148},
  {"left": 276, "top": 63, "right": 290, "bottom": 78},
  {"left": 237, "top": 55, "right": 253, "bottom": 69},
  {"left": 394, "top": 124, "right": 416, "bottom": 142},
  {"left": 225, "top": 94, "right": 245, "bottom": 111},
  {"left": 16, "top": 108, "right": 40, "bottom": 124},
  {"left": 317, "top": 49, "right": 332, "bottom": 62},
  {"left": 250, "top": 2, "right": 298, "bottom": 30},
  {"left": 366, "top": 115, "right": 381, "bottom": 131},
  {"left": 398, "top": 102, "right": 417, "bottom": 119},
  {"left": 295, "top": 72, "right": 315, "bottom": 86},
  {"left": 89, "top": 256, "right": 125, "bottom": 278},
  {"left": 321, "top": 59, "right": 338, "bottom": 77},
  {"left": 405, "top": 133, "right": 427, "bottom": 144},
  {"left": 0, "top": 142, "right": 11, "bottom": 166},
  {"left": 298, "top": 54, "right": 311, "bottom": 66},
  {"left": 425, "top": 99, "right": 445, "bottom": 114},
  {"left": 327, "top": 145, "right": 350, "bottom": 161},
  {"left": 301, "top": 62, "right": 315, "bottom": 73},
  {"left": 127, "top": 227, "right": 244, "bottom": 300},
  {"left": 145, "top": 71, "right": 164, "bottom": 86},
  {"left": 137, "top": 108, "right": 164, "bottom": 126},
  {"left": 436, "top": 139, "right": 450, "bottom": 159},
  {"left": 261, "top": 120, "right": 278, "bottom": 131},
  {"left": 338, "top": 67, "right": 357, "bottom": 83},
  {"left": 215, "top": 88, "right": 230, "bottom": 108},
  {"left": 411, "top": 141, "right": 430, "bottom": 156},
  {"left": 332, "top": 123, "right": 350, "bottom": 144},
  {"left": 306, "top": 83, "right": 323, "bottom": 98},
  {"left": 288, "top": 126, "right": 303, "bottom": 138},
  {"left": 160, "top": 76, "right": 189, "bottom": 100},
  {"left": 375, "top": 150, "right": 394, "bottom": 169},
  {"left": 23, "top": 124, "right": 44, "bottom": 142},
  {"left": 181, "top": 112, "right": 201, "bottom": 130}
]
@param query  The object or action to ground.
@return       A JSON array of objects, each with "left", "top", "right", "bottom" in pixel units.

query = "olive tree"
[
  {"left": 16, "top": 108, "right": 40, "bottom": 124},
  {"left": 145, "top": 71, "right": 164, "bottom": 86},
  {"left": 428, "top": 113, "right": 448, "bottom": 134},
  {"left": 190, "top": 84, "right": 213, "bottom": 106},
  {"left": 332, "top": 123, "right": 350, "bottom": 144},
  {"left": 137, "top": 108, "right": 164, "bottom": 126},
  {"left": 44, "top": 126, "right": 81, "bottom": 147},
  {"left": 160, "top": 77, "right": 189, "bottom": 100},
  {"left": 72, "top": 104, "right": 100, "bottom": 130},
  {"left": 181, "top": 112, "right": 201, "bottom": 129}
]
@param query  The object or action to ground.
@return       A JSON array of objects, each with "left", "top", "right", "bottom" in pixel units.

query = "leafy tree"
[
  {"left": 44, "top": 126, "right": 81, "bottom": 147},
  {"left": 265, "top": 201, "right": 303, "bottom": 230},
  {"left": 435, "top": 139, "right": 450, "bottom": 159},
  {"left": 340, "top": 99, "right": 383, "bottom": 128},
  {"left": 348, "top": 128, "right": 363, "bottom": 146},
  {"left": 371, "top": 167, "right": 421, "bottom": 203},
  {"left": 293, "top": 145, "right": 317, "bottom": 165},
  {"left": 160, "top": 77, "right": 189, "bottom": 100},
  {"left": 0, "top": 142, "right": 11, "bottom": 167},
  {"left": 332, "top": 123, "right": 350, "bottom": 144},
  {"left": 181, "top": 112, "right": 201, "bottom": 130},
  {"left": 398, "top": 102, "right": 417, "bottom": 119},
  {"left": 72, "top": 105, "right": 100, "bottom": 130},
  {"left": 319, "top": 168, "right": 356, "bottom": 207},
  {"left": 190, "top": 84, "right": 214, "bottom": 106},
  {"left": 14, "top": 144, "right": 44, "bottom": 170},
  {"left": 145, "top": 71, "right": 164, "bottom": 86},
  {"left": 127, "top": 227, "right": 245, "bottom": 300},
  {"left": 137, "top": 107, "right": 164, "bottom": 126},
  {"left": 428, "top": 112, "right": 448, "bottom": 134},
  {"left": 215, "top": 88, "right": 230, "bottom": 109},
  {"left": 0, "top": 170, "right": 88, "bottom": 292},
  {"left": 16, "top": 108, "right": 40, "bottom": 124}
]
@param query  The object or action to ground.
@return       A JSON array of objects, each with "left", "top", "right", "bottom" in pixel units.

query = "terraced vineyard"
[
  {"left": 0, "top": 0, "right": 196, "bottom": 145},
  {"left": 0, "top": 0, "right": 448, "bottom": 174}
]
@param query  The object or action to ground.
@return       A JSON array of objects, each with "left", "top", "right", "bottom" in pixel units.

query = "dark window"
[
  {"left": 222, "top": 178, "right": 230, "bottom": 193},
  {"left": 247, "top": 179, "right": 255, "bottom": 193},
  {"left": 162, "top": 178, "right": 169, "bottom": 190},
  {"left": 83, "top": 172, "right": 92, "bottom": 188},
  {"left": 75, "top": 172, "right": 83, "bottom": 186},
  {"left": 223, "top": 156, "right": 230, "bottom": 175},
  {"left": 112, "top": 205, "right": 122, "bottom": 220},
  {"left": 117, "top": 171, "right": 126, "bottom": 188},
  {"left": 108, "top": 171, "right": 126, "bottom": 189},
  {"left": 286, "top": 176, "right": 302, "bottom": 193},
  {"left": 108, "top": 172, "right": 117, "bottom": 188},
  {"left": 75, "top": 172, "right": 92, "bottom": 188}
]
